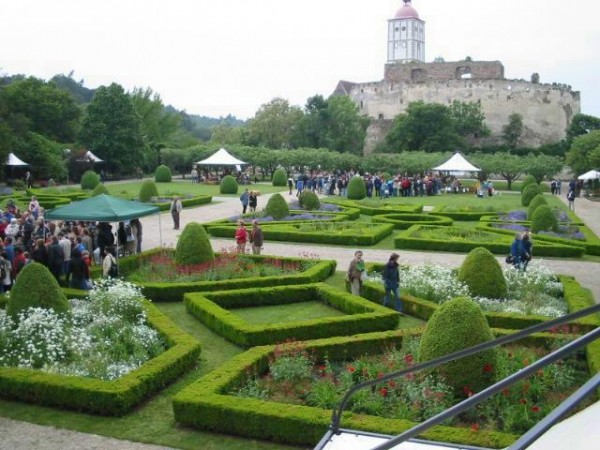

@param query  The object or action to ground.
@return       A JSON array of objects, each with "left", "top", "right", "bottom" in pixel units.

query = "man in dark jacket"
[
  {"left": 249, "top": 220, "right": 264, "bottom": 255},
  {"left": 47, "top": 235, "right": 65, "bottom": 281},
  {"left": 382, "top": 253, "right": 403, "bottom": 312}
]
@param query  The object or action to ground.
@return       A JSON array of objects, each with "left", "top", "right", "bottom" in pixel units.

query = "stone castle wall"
[{"left": 384, "top": 60, "right": 505, "bottom": 83}]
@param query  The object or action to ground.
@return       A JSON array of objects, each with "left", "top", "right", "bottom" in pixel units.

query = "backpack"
[{"left": 108, "top": 257, "right": 119, "bottom": 278}]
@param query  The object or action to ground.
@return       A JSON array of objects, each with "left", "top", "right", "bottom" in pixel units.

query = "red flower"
[
  {"left": 346, "top": 365, "right": 356, "bottom": 373},
  {"left": 470, "top": 423, "right": 479, "bottom": 432},
  {"left": 531, "top": 405, "right": 541, "bottom": 413},
  {"left": 519, "top": 398, "right": 528, "bottom": 404},
  {"left": 388, "top": 380, "right": 397, "bottom": 388},
  {"left": 502, "top": 388, "right": 510, "bottom": 397},
  {"left": 463, "top": 386, "right": 474, "bottom": 397},
  {"left": 482, "top": 363, "right": 494, "bottom": 373},
  {"left": 379, "top": 387, "right": 388, "bottom": 397},
  {"left": 404, "top": 354, "right": 414, "bottom": 364},
  {"left": 377, "top": 372, "right": 384, "bottom": 379}
]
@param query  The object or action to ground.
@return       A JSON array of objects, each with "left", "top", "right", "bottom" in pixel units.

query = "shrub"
[
  {"left": 220, "top": 175, "right": 239, "bottom": 194},
  {"left": 154, "top": 165, "right": 172, "bottom": 183},
  {"left": 175, "top": 222, "right": 215, "bottom": 265},
  {"left": 139, "top": 180, "right": 159, "bottom": 202},
  {"left": 91, "top": 183, "right": 109, "bottom": 197},
  {"left": 530, "top": 205, "right": 558, "bottom": 233},
  {"left": 7, "top": 262, "right": 70, "bottom": 319},
  {"left": 419, "top": 297, "right": 497, "bottom": 394},
  {"left": 521, "top": 184, "right": 543, "bottom": 207},
  {"left": 520, "top": 175, "right": 538, "bottom": 193},
  {"left": 457, "top": 247, "right": 507, "bottom": 299},
  {"left": 298, "top": 191, "right": 320, "bottom": 211},
  {"left": 80, "top": 170, "right": 100, "bottom": 190},
  {"left": 265, "top": 193, "right": 290, "bottom": 220},
  {"left": 527, "top": 194, "right": 548, "bottom": 220},
  {"left": 272, "top": 168, "right": 287, "bottom": 186},
  {"left": 347, "top": 177, "right": 366, "bottom": 200}
]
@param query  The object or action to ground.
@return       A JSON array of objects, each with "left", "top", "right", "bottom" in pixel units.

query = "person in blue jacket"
[
  {"left": 382, "top": 253, "right": 403, "bottom": 312},
  {"left": 510, "top": 233, "right": 524, "bottom": 270}
]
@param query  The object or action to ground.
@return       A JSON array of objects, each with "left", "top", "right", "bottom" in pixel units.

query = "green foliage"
[
  {"left": 139, "top": 180, "right": 159, "bottom": 202},
  {"left": 566, "top": 113, "right": 600, "bottom": 144},
  {"left": 13, "top": 132, "right": 67, "bottom": 182},
  {"left": 527, "top": 194, "right": 548, "bottom": 220},
  {"left": 449, "top": 101, "right": 490, "bottom": 138},
  {"left": 245, "top": 98, "right": 304, "bottom": 149},
  {"left": 457, "top": 247, "right": 507, "bottom": 299},
  {"left": 298, "top": 190, "right": 320, "bottom": 210},
  {"left": 566, "top": 129, "right": 600, "bottom": 175},
  {"left": 321, "top": 95, "right": 369, "bottom": 154},
  {"left": 347, "top": 176, "right": 367, "bottom": 200},
  {"left": 271, "top": 168, "right": 287, "bottom": 186},
  {"left": 502, "top": 113, "right": 523, "bottom": 149},
  {"left": 265, "top": 193, "right": 290, "bottom": 220},
  {"left": 521, "top": 184, "right": 543, "bottom": 206},
  {"left": 91, "top": 183, "right": 109, "bottom": 196},
  {"left": 530, "top": 205, "right": 558, "bottom": 233},
  {"left": 419, "top": 297, "right": 497, "bottom": 394},
  {"left": 154, "top": 164, "right": 172, "bottom": 182},
  {"left": 471, "top": 152, "right": 524, "bottom": 190},
  {"left": 520, "top": 175, "right": 538, "bottom": 193},
  {"left": 219, "top": 175, "right": 239, "bottom": 194},
  {"left": 80, "top": 170, "right": 100, "bottom": 190},
  {"left": 7, "top": 263, "right": 70, "bottom": 319},
  {"left": 523, "top": 154, "right": 564, "bottom": 183},
  {"left": 175, "top": 222, "right": 215, "bottom": 266}
]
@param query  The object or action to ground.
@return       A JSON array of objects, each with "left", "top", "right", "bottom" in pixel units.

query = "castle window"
[
  {"left": 456, "top": 66, "right": 472, "bottom": 80},
  {"left": 378, "top": 113, "right": 384, "bottom": 119},
  {"left": 360, "top": 101, "right": 364, "bottom": 109}
]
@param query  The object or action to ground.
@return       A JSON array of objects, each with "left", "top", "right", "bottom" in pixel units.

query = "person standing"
[
  {"left": 382, "top": 253, "right": 403, "bottom": 312},
  {"left": 346, "top": 250, "right": 365, "bottom": 296},
  {"left": 288, "top": 177, "right": 294, "bottom": 195},
  {"left": 240, "top": 188, "right": 250, "bottom": 214},
  {"left": 47, "top": 235, "right": 64, "bottom": 281},
  {"left": 567, "top": 189, "right": 576, "bottom": 211},
  {"left": 249, "top": 191, "right": 258, "bottom": 212},
  {"left": 0, "top": 252, "right": 12, "bottom": 292},
  {"left": 510, "top": 232, "right": 524, "bottom": 270},
  {"left": 250, "top": 220, "right": 263, "bottom": 255},
  {"left": 58, "top": 233, "right": 72, "bottom": 282},
  {"left": 69, "top": 249, "right": 89, "bottom": 290},
  {"left": 102, "top": 247, "right": 118, "bottom": 278},
  {"left": 25, "top": 171, "right": 33, "bottom": 189},
  {"left": 170, "top": 196, "right": 183, "bottom": 230},
  {"left": 521, "top": 230, "right": 533, "bottom": 271},
  {"left": 235, "top": 220, "right": 248, "bottom": 253}
]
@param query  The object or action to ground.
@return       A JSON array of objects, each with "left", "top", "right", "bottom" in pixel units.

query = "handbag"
[{"left": 505, "top": 255, "right": 515, "bottom": 264}]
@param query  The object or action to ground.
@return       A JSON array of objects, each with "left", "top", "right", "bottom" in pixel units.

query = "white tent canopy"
[
  {"left": 196, "top": 148, "right": 246, "bottom": 166},
  {"left": 81, "top": 150, "right": 104, "bottom": 163},
  {"left": 578, "top": 169, "right": 600, "bottom": 181},
  {"left": 6, "top": 153, "right": 30, "bottom": 166},
  {"left": 433, "top": 152, "right": 481, "bottom": 172}
]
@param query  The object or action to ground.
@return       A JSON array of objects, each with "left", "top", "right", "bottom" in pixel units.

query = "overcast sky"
[{"left": 2, "top": 0, "right": 599, "bottom": 120}]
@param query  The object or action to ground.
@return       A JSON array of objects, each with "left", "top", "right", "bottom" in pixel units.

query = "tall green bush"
[
  {"left": 419, "top": 297, "right": 497, "bottom": 394},
  {"left": 527, "top": 194, "right": 548, "bottom": 220},
  {"left": 347, "top": 177, "right": 366, "bottom": 200},
  {"left": 298, "top": 191, "right": 320, "bottom": 211},
  {"left": 220, "top": 175, "right": 239, "bottom": 194},
  {"left": 81, "top": 170, "right": 100, "bottom": 190},
  {"left": 175, "top": 222, "right": 215, "bottom": 266},
  {"left": 266, "top": 193, "right": 290, "bottom": 220},
  {"left": 530, "top": 204, "right": 558, "bottom": 233},
  {"left": 139, "top": 180, "right": 159, "bottom": 202},
  {"left": 91, "top": 183, "right": 109, "bottom": 197},
  {"left": 521, "top": 184, "right": 543, "bottom": 207},
  {"left": 7, "top": 263, "right": 70, "bottom": 320},
  {"left": 154, "top": 165, "right": 172, "bottom": 183},
  {"left": 457, "top": 247, "right": 507, "bottom": 299},
  {"left": 272, "top": 168, "right": 287, "bottom": 187},
  {"left": 520, "top": 175, "right": 538, "bottom": 193}
]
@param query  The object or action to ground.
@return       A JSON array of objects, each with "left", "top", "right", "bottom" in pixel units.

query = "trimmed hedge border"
[
  {"left": 151, "top": 194, "right": 212, "bottom": 211},
  {"left": 394, "top": 225, "right": 584, "bottom": 257},
  {"left": 202, "top": 211, "right": 353, "bottom": 231},
  {"left": 0, "top": 300, "right": 201, "bottom": 415},
  {"left": 372, "top": 213, "right": 454, "bottom": 230},
  {"left": 90, "top": 249, "right": 337, "bottom": 302},
  {"left": 322, "top": 198, "right": 423, "bottom": 216},
  {"left": 479, "top": 214, "right": 585, "bottom": 227},
  {"left": 184, "top": 283, "right": 400, "bottom": 347},
  {"left": 26, "top": 188, "right": 90, "bottom": 201},
  {"left": 430, "top": 208, "right": 508, "bottom": 221},
  {"left": 210, "top": 221, "right": 394, "bottom": 246}
]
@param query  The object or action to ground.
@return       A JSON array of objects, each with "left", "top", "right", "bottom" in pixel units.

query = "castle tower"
[{"left": 387, "top": 0, "right": 425, "bottom": 63}]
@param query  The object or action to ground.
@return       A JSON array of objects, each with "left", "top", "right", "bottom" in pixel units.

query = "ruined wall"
[{"left": 384, "top": 60, "right": 505, "bottom": 83}]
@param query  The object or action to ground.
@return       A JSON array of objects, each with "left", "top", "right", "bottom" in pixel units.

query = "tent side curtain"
[{"left": 45, "top": 194, "right": 160, "bottom": 222}]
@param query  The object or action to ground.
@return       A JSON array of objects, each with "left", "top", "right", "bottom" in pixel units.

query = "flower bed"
[
  {"left": 372, "top": 213, "right": 454, "bottom": 229},
  {"left": 322, "top": 198, "right": 423, "bottom": 215},
  {"left": 184, "top": 283, "right": 400, "bottom": 347},
  {"left": 430, "top": 205, "right": 508, "bottom": 221}
]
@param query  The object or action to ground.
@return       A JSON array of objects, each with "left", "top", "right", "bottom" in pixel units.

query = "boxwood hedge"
[
  {"left": 322, "top": 198, "right": 423, "bottom": 216},
  {"left": 372, "top": 213, "right": 453, "bottom": 230}
]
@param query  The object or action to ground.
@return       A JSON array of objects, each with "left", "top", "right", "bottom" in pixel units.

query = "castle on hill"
[{"left": 334, "top": 0, "right": 580, "bottom": 153}]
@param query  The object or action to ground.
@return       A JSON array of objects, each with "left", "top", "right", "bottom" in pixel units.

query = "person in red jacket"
[
  {"left": 234, "top": 220, "right": 248, "bottom": 253},
  {"left": 11, "top": 247, "right": 27, "bottom": 282}
]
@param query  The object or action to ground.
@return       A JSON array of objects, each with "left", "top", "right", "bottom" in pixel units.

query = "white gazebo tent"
[
  {"left": 6, "top": 153, "right": 30, "bottom": 166},
  {"left": 79, "top": 150, "right": 104, "bottom": 163},
  {"left": 432, "top": 151, "right": 481, "bottom": 173},
  {"left": 195, "top": 148, "right": 247, "bottom": 179},
  {"left": 577, "top": 169, "right": 600, "bottom": 181}
]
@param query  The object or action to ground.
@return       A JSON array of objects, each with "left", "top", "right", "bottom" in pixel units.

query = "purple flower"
[
  {"left": 554, "top": 210, "right": 569, "bottom": 222},
  {"left": 492, "top": 223, "right": 528, "bottom": 232},
  {"left": 499, "top": 210, "right": 527, "bottom": 221}
]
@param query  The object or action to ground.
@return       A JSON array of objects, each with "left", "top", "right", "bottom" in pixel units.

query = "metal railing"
[{"left": 316, "top": 303, "right": 600, "bottom": 450}]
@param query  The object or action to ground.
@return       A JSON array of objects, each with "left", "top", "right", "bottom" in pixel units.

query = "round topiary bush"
[
  {"left": 457, "top": 247, "right": 507, "bottom": 299},
  {"left": 7, "top": 262, "right": 70, "bottom": 320},
  {"left": 347, "top": 176, "right": 367, "bottom": 200},
  {"left": 520, "top": 174, "right": 538, "bottom": 193},
  {"left": 154, "top": 164, "right": 172, "bottom": 183},
  {"left": 220, "top": 175, "right": 239, "bottom": 194},
  {"left": 91, "top": 183, "right": 109, "bottom": 197},
  {"left": 521, "top": 183, "right": 543, "bottom": 207},
  {"left": 266, "top": 193, "right": 290, "bottom": 220},
  {"left": 527, "top": 194, "right": 548, "bottom": 220},
  {"left": 81, "top": 170, "right": 100, "bottom": 190},
  {"left": 298, "top": 191, "right": 320, "bottom": 211},
  {"left": 175, "top": 222, "right": 215, "bottom": 266},
  {"left": 139, "top": 180, "right": 159, "bottom": 202},
  {"left": 530, "top": 204, "right": 558, "bottom": 233},
  {"left": 272, "top": 168, "right": 287, "bottom": 187},
  {"left": 419, "top": 297, "right": 497, "bottom": 394}
]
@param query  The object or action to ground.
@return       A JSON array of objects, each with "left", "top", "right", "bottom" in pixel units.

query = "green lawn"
[{"left": 233, "top": 301, "right": 347, "bottom": 324}]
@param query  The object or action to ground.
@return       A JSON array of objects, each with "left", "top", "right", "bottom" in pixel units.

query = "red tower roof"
[{"left": 395, "top": 1, "right": 420, "bottom": 19}]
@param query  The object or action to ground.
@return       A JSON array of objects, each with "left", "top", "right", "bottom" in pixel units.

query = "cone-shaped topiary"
[
  {"left": 7, "top": 262, "right": 70, "bottom": 320},
  {"left": 272, "top": 168, "right": 287, "bottom": 187},
  {"left": 298, "top": 191, "right": 320, "bottom": 211},
  {"left": 347, "top": 176, "right": 367, "bottom": 200},
  {"left": 521, "top": 183, "right": 543, "bottom": 207},
  {"left": 154, "top": 164, "right": 172, "bottom": 182},
  {"left": 520, "top": 174, "right": 538, "bottom": 193},
  {"left": 175, "top": 222, "right": 215, "bottom": 266},
  {"left": 458, "top": 247, "right": 507, "bottom": 299},
  {"left": 91, "top": 183, "right": 110, "bottom": 197},
  {"left": 419, "top": 297, "right": 497, "bottom": 394},
  {"left": 266, "top": 193, "right": 290, "bottom": 220},
  {"left": 220, "top": 175, "right": 239, "bottom": 194},
  {"left": 527, "top": 194, "right": 548, "bottom": 220},
  {"left": 81, "top": 170, "right": 100, "bottom": 190},
  {"left": 139, "top": 180, "right": 159, "bottom": 202},
  {"left": 530, "top": 204, "right": 558, "bottom": 233}
]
